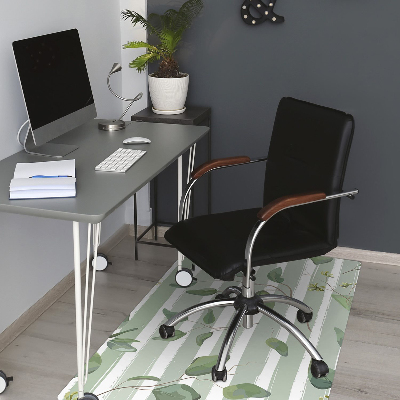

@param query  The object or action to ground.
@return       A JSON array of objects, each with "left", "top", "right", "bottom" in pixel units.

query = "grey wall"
[
  {"left": 0, "top": 0, "right": 147, "bottom": 334},
  {"left": 149, "top": 0, "right": 400, "bottom": 253}
]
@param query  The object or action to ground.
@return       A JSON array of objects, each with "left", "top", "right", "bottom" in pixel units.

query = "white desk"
[{"left": 0, "top": 120, "right": 208, "bottom": 399}]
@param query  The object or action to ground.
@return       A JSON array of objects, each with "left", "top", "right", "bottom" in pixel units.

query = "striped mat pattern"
[{"left": 60, "top": 257, "right": 360, "bottom": 400}]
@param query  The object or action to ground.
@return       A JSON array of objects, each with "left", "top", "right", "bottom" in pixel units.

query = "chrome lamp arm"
[
  {"left": 107, "top": 72, "right": 143, "bottom": 121},
  {"left": 98, "top": 62, "right": 143, "bottom": 131},
  {"left": 243, "top": 189, "right": 359, "bottom": 294}
]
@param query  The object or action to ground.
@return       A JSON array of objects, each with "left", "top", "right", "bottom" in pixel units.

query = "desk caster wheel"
[
  {"left": 211, "top": 366, "right": 227, "bottom": 382},
  {"left": 310, "top": 359, "right": 329, "bottom": 379},
  {"left": 297, "top": 310, "right": 313, "bottom": 323},
  {"left": 0, "top": 371, "right": 13, "bottom": 394},
  {"left": 92, "top": 253, "right": 111, "bottom": 271},
  {"left": 79, "top": 393, "right": 99, "bottom": 400},
  {"left": 175, "top": 268, "right": 196, "bottom": 287},
  {"left": 159, "top": 324, "right": 175, "bottom": 339}
]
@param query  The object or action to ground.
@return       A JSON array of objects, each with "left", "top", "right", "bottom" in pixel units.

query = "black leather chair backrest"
[{"left": 263, "top": 97, "right": 354, "bottom": 246}]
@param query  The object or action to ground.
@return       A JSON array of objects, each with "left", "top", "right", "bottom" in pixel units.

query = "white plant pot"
[{"left": 148, "top": 73, "right": 189, "bottom": 114}]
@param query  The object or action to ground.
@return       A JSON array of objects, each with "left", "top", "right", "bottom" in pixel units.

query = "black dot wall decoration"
[{"left": 241, "top": 0, "right": 284, "bottom": 25}]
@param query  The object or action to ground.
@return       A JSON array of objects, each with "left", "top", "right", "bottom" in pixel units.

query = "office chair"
[{"left": 159, "top": 97, "right": 358, "bottom": 382}]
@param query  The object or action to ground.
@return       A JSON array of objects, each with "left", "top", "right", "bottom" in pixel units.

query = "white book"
[
  {"left": 13, "top": 159, "right": 75, "bottom": 179},
  {"left": 10, "top": 177, "right": 76, "bottom": 191},
  {"left": 9, "top": 160, "right": 76, "bottom": 200},
  {"left": 9, "top": 189, "right": 76, "bottom": 200}
]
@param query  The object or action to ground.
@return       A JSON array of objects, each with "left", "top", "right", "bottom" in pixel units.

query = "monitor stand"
[{"left": 23, "top": 126, "right": 78, "bottom": 158}]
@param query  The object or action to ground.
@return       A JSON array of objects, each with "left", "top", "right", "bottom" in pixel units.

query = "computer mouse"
[{"left": 123, "top": 137, "right": 151, "bottom": 144}]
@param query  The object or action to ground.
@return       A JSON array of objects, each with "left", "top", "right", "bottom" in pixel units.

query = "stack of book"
[{"left": 9, "top": 159, "right": 76, "bottom": 199}]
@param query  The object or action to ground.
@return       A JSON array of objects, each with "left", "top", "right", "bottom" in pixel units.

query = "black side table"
[{"left": 131, "top": 106, "right": 211, "bottom": 259}]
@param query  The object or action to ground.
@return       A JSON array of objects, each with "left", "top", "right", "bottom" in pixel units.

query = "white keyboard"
[{"left": 95, "top": 148, "right": 146, "bottom": 173}]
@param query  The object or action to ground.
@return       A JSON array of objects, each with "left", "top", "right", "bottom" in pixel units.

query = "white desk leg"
[
  {"left": 185, "top": 144, "right": 196, "bottom": 220},
  {"left": 73, "top": 221, "right": 84, "bottom": 398},
  {"left": 73, "top": 221, "right": 101, "bottom": 400},
  {"left": 177, "top": 144, "right": 197, "bottom": 272},
  {"left": 177, "top": 155, "right": 183, "bottom": 270}
]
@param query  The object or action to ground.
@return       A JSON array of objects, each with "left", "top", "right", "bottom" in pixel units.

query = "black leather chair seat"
[{"left": 165, "top": 208, "right": 334, "bottom": 281}]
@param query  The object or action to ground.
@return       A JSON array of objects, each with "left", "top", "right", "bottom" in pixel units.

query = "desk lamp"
[{"left": 98, "top": 63, "right": 143, "bottom": 131}]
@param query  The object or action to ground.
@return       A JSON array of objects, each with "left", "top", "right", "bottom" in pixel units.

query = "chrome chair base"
[{"left": 159, "top": 292, "right": 329, "bottom": 382}]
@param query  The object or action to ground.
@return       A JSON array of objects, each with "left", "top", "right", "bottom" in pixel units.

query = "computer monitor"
[{"left": 13, "top": 29, "right": 96, "bottom": 157}]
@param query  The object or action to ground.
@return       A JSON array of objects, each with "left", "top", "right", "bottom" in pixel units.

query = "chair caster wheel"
[
  {"left": 175, "top": 268, "right": 195, "bottom": 287},
  {"left": 159, "top": 324, "right": 175, "bottom": 339},
  {"left": 310, "top": 359, "right": 329, "bottom": 378},
  {"left": 297, "top": 309, "right": 313, "bottom": 323},
  {"left": 79, "top": 393, "right": 99, "bottom": 400},
  {"left": 0, "top": 370, "right": 13, "bottom": 394},
  {"left": 91, "top": 253, "right": 111, "bottom": 271},
  {"left": 211, "top": 365, "right": 227, "bottom": 382}
]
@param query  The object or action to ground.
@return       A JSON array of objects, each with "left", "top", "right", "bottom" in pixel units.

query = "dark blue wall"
[{"left": 147, "top": 0, "right": 400, "bottom": 253}]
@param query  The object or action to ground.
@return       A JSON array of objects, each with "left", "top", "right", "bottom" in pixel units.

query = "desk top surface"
[{"left": 0, "top": 120, "right": 208, "bottom": 223}]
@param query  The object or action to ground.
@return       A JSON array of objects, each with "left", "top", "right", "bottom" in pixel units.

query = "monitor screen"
[{"left": 13, "top": 29, "right": 96, "bottom": 146}]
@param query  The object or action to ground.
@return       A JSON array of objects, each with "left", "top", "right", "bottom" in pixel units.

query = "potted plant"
[{"left": 122, "top": 0, "right": 203, "bottom": 114}]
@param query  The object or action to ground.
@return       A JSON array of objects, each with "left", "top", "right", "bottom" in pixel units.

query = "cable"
[{"left": 17, "top": 119, "right": 30, "bottom": 146}]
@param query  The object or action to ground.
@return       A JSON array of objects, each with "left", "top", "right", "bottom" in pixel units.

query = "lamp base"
[{"left": 98, "top": 120, "right": 125, "bottom": 131}]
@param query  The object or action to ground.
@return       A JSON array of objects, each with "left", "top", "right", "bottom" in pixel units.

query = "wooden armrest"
[
  {"left": 191, "top": 156, "right": 251, "bottom": 179},
  {"left": 257, "top": 191, "right": 326, "bottom": 221}
]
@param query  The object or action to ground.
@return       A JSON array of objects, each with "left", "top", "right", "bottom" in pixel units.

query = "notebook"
[{"left": 10, "top": 159, "right": 76, "bottom": 199}]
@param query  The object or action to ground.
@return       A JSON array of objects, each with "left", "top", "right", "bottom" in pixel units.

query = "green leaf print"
[
  {"left": 186, "top": 288, "right": 218, "bottom": 296},
  {"left": 162, "top": 308, "right": 188, "bottom": 322},
  {"left": 127, "top": 375, "right": 161, "bottom": 381},
  {"left": 107, "top": 340, "right": 137, "bottom": 352},
  {"left": 196, "top": 332, "right": 213, "bottom": 346},
  {"left": 311, "top": 256, "right": 333, "bottom": 265},
  {"left": 203, "top": 309, "right": 215, "bottom": 324},
  {"left": 334, "top": 327, "right": 345, "bottom": 347},
  {"left": 64, "top": 391, "right": 78, "bottom": 400},
  {"left": 309, "top": 283, "right": 326, "bottom": 292},
  {"left": 87, "top": 353, "right": 102, "bottom": 374},
  {"left": 223, "top": 383, "right": 271, "bottom": 399},
  {"left": 152, "top": 384, "right": 201, "bottom": 400},
  {"left": 111, "top": 338, "right": 139, "bottom": 343},
  {"left": 308, "top": 367, "right": 335, "bottom": 389},
  {"left": 185, "top": 354, "right": 229, "bottom": 376},
  {"left": 109, "top": 328, "right": 138, "bottom": 338},
  {"left": 153, "top": 329, "right": 186, "bottom": 341},
  {"left": 332, "top": 294, "right": 353, "bottom": 311},
  {"left": 265, "top": 338, "right": 288, "bottom": 356},
  {"left": 267, "top": 267, "right": 284, "bottom": 283}
]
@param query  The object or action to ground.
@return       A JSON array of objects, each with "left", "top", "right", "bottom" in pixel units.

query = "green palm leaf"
[
  {"left": 123, "top": 41, "right": 160, "bottom": 53},
  {"left": 121, "top": 10, "right": 161, "bottom": 38},
  {"left": 122, "top": 0, "right": 203, "bottom": 76},
  {"left": 175, "top": 0, "right": 203, "bottom": 30},
  {"left": 129, "top": 52, "right": 161, "bottom": 73}
]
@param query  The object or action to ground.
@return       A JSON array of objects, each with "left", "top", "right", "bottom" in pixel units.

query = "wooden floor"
[{"left": 0, "top": 235, "right": 399, "bottom": 400}]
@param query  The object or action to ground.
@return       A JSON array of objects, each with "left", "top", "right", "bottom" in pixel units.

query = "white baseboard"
[
  {"left": 129, "top": 224, "right": 169, "bottom": 240},
  {"left": 326, "top": 246, "right": 400, "bottom": 266},
  {"left": 0, "top": 224, "right": 130, "bottom": 352}
]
